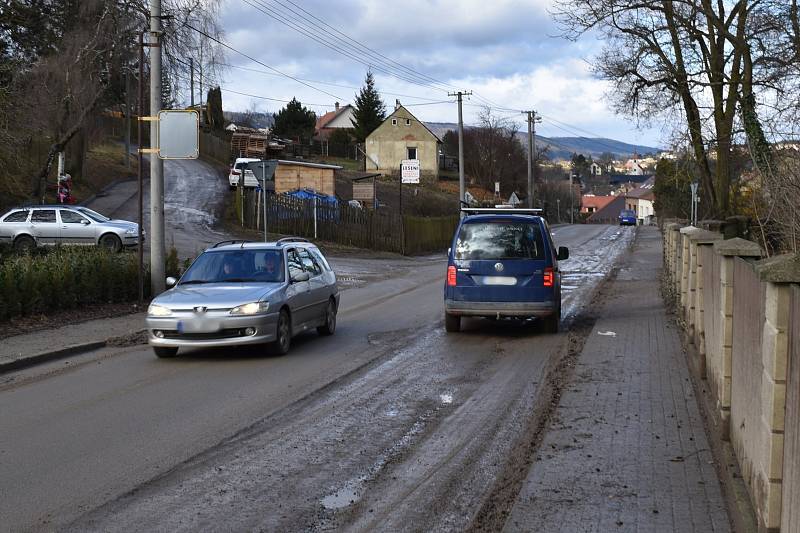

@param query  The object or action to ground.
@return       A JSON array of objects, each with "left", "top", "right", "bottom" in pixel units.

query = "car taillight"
[
  {"left": 543, "top": 266, "right": 554, "bottom": 287},
  {"left": 447, "top": 265, "right": 457, "bottom": 286},
  {"left": 233, "top": 169, "right": 241, "bottom": 175}
]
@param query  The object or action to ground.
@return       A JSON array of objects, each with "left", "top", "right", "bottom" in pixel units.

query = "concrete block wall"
[{"left": 662, "top": 226, "right": 800, "bottom": 531}]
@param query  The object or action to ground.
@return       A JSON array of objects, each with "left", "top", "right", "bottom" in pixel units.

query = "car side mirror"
[
  {"left": 557, "top": 246, "right": 569, "bottom": 261},
  {"left": 81, "top": 219, "right": 90, "bottom": 225},
  {"left": 292, "top": 271, "right": 311, "bottom": 283},
  {"left": 165, "top": 276, "right": 177, "bottom": 288}
]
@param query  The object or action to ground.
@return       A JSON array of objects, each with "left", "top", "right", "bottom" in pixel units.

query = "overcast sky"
[{"left": 211, "top": 0, "right": 665, "bottom": 147}]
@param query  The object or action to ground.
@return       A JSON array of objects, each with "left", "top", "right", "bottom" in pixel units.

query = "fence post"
[
  {"left": 709, "top": 238, "right": 763, "bottom": 439},
  {"left": 752, "top": 254, "right": 800, "bottom": 530},
  {"left": 688, "top": 229, "right": 723, "bottom": 375}
]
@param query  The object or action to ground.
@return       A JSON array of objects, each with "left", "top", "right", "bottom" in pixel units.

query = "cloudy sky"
[{"left": 210, "top": 0, "right": 665, "bottom": 146}]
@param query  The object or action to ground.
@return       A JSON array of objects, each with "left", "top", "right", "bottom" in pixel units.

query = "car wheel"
[
  {"left": 99, "top": 233, "right": 122, "bottom": 252},
  {"left": 14, "top": 235, "right": 35, "bottom": 253},
  {"left": 153, "top": 346, "right": 178, "bottom": 358},
  {"left": 317, "top": 299, "right": 337, "bottom": 336},
  {"left": 445, "top": 312, "right": 461, "bottom": 333},
  {"left": 273, "top": 309, "right": 292, "bottom": 355}
]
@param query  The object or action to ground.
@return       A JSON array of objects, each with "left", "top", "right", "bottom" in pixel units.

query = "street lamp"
[{"left": 557, "top": 198, "right": 561, "bottom": 222}]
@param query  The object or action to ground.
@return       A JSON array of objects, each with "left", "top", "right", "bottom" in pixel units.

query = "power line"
[
  {"left": 243, "top": 0, "right": 449, "bottom": 92},
  {"left": 268, "top": 0, "right": 458, "bottom": 92},
  {"left": 184, "top": 22, "right": 345, "bottom": 101},
  {"left": 218, "top": 62, "right": 451, "bottom": 103}
]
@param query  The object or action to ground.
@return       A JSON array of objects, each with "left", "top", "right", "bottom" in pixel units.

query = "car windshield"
[
  {"left": 455, "top": 220, "right": 545, "bottom": 260},
  {"left": 180, "top": 249, "right": 285, "bottom": 284},
  {"left": 76, "top": 207, "right": 110, "bottom": 222}
]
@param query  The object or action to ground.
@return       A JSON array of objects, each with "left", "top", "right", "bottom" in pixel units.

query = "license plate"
[
  {"left": 482, "top": 276, "right": 517, "bottom": 286},
  {"left": 177, "top": 317, "right": 220, "bottom": 333}
]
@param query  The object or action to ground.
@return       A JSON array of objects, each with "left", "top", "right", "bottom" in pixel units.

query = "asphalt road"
[
  {"left": 0, "top": 224, "right": 634, "bottom": 532},
  {"left": 85, "top": 156, "right": 231, "bottom": 261}
]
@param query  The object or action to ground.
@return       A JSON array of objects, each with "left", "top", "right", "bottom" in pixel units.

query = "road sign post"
[{"left": 245, "top": 160, "right": 277, "bottom": 242}]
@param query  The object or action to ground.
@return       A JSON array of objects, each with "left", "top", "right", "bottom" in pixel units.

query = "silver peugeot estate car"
[
  {"left": 0, "top": 205, "right": 142, "bottom": 252},
  {"left": 146, "top": 238, "right": 339, "bottom": 358}
]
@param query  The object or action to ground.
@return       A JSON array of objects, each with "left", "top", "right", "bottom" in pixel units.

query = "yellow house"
[{"left": 365, "top": 102, "right": 441, "bottom": 180}]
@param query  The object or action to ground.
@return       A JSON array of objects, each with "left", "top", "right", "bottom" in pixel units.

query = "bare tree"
[{"left": 551, "top": 0, "right": 794, "bottom": 217}]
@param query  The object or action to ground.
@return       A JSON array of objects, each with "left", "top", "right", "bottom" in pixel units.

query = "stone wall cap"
[
  {"left": 679, "top": 225, "right": 702, "bottom": 235},
  {"left": 713, "top": 237, "right": 763, "bottom": 257},
  {"left": 666, "top": 223, "right": 682, "bottom": 231},
  {"left": 754, "top": 254, "right": 800, "bottom": 283},
  {"left": 688, "top": 229, "right": 723, "bottom": 243}
]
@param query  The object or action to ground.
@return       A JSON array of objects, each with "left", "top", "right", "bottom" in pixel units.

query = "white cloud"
[{"left": 209, "top": 0, "right": 663, "bottom": 146}]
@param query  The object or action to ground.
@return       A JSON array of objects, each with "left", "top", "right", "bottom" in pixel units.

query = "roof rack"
[
  {"left": 276, "top": 237, "right": 310, "bottom": 245},
  {"left": 460, "top": 207, "right": 544, "bottom": 215},
  {"left": 211, "top": 239, "right": 252, "bottom": 248}
]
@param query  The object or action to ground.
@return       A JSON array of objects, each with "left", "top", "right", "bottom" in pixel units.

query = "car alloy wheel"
[
  {"left": 274, "top": 310, "right": 291, "bottom": 355},
  {"left": 317, "top": 300, "right": 336, "bottom": 336}
]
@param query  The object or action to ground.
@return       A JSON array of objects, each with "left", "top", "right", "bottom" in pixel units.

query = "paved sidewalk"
[
  {"left": 0, "top": 312, "right": 145, "bottom": 372},
  {"left": 504, "top": 226, "right": 731, "bottom": 532}
]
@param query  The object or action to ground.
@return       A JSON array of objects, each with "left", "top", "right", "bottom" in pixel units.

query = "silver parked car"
[
  {"left": 146, "top": 238, "right": 339, "bottom": 358},
  {"left": 0, "top": 205, "right": 142, "bottom": 252}
]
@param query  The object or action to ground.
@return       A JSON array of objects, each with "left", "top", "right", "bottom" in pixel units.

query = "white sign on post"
[
  {"left": 158, "top": 110, "right": 200, "bottom": 159},
  {"left": 401, "top": 159, "right": 420, "bottom": 184}
]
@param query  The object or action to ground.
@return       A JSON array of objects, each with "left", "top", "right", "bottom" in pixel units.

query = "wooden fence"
[{"left": 235, "top": 189, "right": 457, "bottom": 255}]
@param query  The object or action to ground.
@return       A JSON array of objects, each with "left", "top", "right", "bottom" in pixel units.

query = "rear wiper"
[{"left": 179, "top": 279, "right": 211, "bottom": 285}]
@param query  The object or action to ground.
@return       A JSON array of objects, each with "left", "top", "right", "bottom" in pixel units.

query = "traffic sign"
[
  {"left": 157, "top": 110, "right": 199, "bottom": 159},
  {"left": 401, "top": 159, "right": 420, "bottom": 184}
]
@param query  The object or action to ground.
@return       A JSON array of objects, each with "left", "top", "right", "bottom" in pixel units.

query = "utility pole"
[
  {"left": 522, "top": 111, "right": 541, "bottom": 208},
  {"left": 448, "top": 90, "right": 471, "bottom": 214},
  {"left": 125, "top": 68, "right": 131, "bottom": 169},
  {"left": 150, "top": 0, "right": 165, "bottom": 295},
  {"left": 189, "top": 57, "right": 194, "bottom": 108}
]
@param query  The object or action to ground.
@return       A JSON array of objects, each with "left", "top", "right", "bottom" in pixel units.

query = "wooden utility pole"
[
  {"left": 448, "top": 90, "right": 471, "bottom": 214},
  {"left": 523, "top": 110, "right": 541, "bottom": 208}
]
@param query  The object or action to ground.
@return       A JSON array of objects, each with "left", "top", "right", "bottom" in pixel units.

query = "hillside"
[{"left": 425, "top": 122, "right": 661, "bottom": 160}]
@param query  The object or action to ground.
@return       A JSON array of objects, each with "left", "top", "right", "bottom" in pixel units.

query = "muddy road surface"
[{"left": 0, "top": 225, "right": 634, "bottom": 532}]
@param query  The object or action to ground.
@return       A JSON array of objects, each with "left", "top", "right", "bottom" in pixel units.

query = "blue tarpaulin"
[{"left": 285, "top": 189, "right": 338, "bottom": 206}]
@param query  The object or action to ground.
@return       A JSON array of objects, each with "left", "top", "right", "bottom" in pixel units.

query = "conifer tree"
[{"left": 350, "top": 71, "right": 386, "bottom": 142}]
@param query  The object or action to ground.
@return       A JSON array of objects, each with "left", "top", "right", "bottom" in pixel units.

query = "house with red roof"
[{"left": 315, "top": 102, "right": 355, "bottom": 140}]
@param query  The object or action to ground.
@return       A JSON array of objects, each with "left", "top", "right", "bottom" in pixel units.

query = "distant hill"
[
  {"left": 425, "top": 122, "right": 661, "bottom": 160},
  {"left": 224, "top": 111, "right": 274, "bottom": 130}
]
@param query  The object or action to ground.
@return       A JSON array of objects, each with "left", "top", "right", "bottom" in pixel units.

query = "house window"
[
  {"left": 405, "top": 119, "right": 411, "bottom": 126},
  {"left": 407, "top": 147, "right": 417, "bottom": 160},
  {"left": 391, "top": 119, "right": 397, "bottom": 126}
]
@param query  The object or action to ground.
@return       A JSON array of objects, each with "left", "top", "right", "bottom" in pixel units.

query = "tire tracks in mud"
[{"left": 467, "top": 239, "right": 633, "bottom": 532}]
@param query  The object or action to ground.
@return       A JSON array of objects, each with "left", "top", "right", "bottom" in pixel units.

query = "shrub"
[{"left": 0, "top": 247, "right": 147, "bottom": 322}]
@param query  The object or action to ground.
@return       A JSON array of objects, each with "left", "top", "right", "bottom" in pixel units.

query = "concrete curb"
[
  {"left": 0, "top": 328, "right": 148, "bottom": 375},
  {"left": 0, "top": 341, "right": 108, "bottom": 374}
]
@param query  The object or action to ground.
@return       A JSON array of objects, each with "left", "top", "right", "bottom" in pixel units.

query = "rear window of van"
[{"left": 455, "top": 220, "right": 545, "bottom": 260}]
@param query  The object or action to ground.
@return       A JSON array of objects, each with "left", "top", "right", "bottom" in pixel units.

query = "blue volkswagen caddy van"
[{"left": 444, "top": 208, "right": 569, "bottom": 333}]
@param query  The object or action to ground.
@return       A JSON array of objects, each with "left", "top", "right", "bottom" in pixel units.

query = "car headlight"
[
  {"left": 230, "top": 301, "right": 269, "bottom": 315},
  {"left": 126, "top": 227, "right": 137, "bottom": 234},
  {"left": 148, "top": 304, "right": 172, "bottom": 316}
]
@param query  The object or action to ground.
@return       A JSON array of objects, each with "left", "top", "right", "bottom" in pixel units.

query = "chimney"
[
  {"left": 334, "top": 102, "right": 339, "bottom": 111},
  {"left": 395, "top": 99, "right": 401, "bottom": 110}
]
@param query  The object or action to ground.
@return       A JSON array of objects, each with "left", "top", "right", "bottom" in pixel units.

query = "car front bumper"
[
  {"left": 146, "top": 311, "right": 279, "bottom": 348},
  {"left": 445, "top": 299, "right": 557, "bottom": 318}
]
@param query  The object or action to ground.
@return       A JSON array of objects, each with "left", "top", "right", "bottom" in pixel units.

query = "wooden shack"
[
  {"left": 351, "top": 173, "right": 381, "bottom": 208},
  {"left": 274, "top": 160, "right": 341, "bottom": 195}
]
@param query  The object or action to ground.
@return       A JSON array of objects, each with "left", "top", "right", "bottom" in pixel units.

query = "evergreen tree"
[
  {"left": 161, "top": 70, "right": 175, "bottom": 110},
  {"left": 350, "top": 71, "right": 386, "bottom": 142},
  {"left": 206, "top": 86, "right": 224, "bottom": 130},
  {"left": 271, "top": 97, "right": 316, "bottom": 141}
]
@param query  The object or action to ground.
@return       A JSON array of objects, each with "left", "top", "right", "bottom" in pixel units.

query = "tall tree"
[
  {"left": 551, "top": 0, "right": 750, "bottom": 216},
  {"left": 206, "top": 86, "right": 224, "bottom": 130},
  {"left": 350, "top": 71, "right": 386, "bottom": 142},
  {"left": 272, "top": 98, "right": 316, "bottom": 141}
]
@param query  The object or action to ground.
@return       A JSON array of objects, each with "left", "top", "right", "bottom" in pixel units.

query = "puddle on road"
[
  {"left": 321, "top": 481, "right": 362, "bottom": 510},
  {"left": 320, "top": 414, "right": 432, "bottom": 511},
  {"left": 439, "top": 392, "right": 453, "bottom": 405}
]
